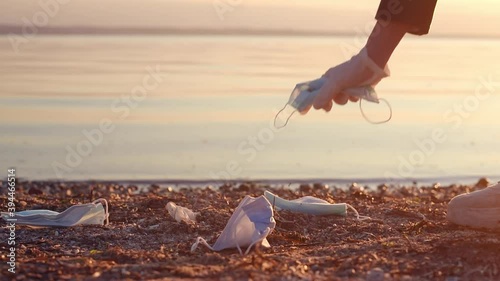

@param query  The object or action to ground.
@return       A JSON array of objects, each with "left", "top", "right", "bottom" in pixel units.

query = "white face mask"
[
  {"left": 191, "top": 195, "right": 276, "bottom": 255},
  {"left": 274, "top": 76, "right": 392, "bottom": 128},
  {"left": 0, "top": 199, "right": 109, "bottom": 227},
  {"left": 264, "top": 191, "right": 370, "bottom": 220},
  {"left": 166, "top": 202, "right": 197, "bottom": 224}
]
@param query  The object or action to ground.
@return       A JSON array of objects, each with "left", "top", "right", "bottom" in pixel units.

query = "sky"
[{"left": 0, "top": 0, "right": 499, "bottom": 37}]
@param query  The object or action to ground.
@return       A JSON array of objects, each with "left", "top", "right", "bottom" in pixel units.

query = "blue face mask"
[
  {"left": 264, "top": 191, "right": 370, "bottom": 220},
  {"left": 274, "top": 77, "right": 392, "bottom": 128},
  {"left": 1, "top": 199, "right": 109, "bottom": 227},
  {"left": 191, "top": 195, "right": 276, "bottom": 255}
]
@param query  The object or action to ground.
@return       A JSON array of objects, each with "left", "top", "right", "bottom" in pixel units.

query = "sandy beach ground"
[{"left": 1, "top": 180, "right": 499, "bottom": 281}]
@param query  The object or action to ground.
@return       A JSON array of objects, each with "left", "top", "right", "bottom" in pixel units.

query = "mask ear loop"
[
  {"left": 273, "top": 105, "right": 296, "bottom": 129},
  {"left": 244, "top": 227, "right": 272, "bottom": 255},
  {"left": 359, "top": 98, "right": 392, "bottom": 124},
  {"left": 233, "top": 223, "right": 246, "bottom": 255},
  {"left": 92, "top": 198, "right": 109, "bottom": 225},
  {"left": 190, "top": 237, "right": 215, "bottom": 252},
  {"left": 346, "top": 204, "right": 371, "bottom": 221},
  {"left": 274, "top": 95, "right": 391, "bottom": 128}
]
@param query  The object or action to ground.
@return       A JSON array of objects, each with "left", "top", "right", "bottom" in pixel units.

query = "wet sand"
[{"left": 1, "top": 180, "right": 499, "bottom": 281}]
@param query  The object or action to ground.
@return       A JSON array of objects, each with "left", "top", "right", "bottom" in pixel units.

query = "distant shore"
[
  {"left": 2, "top": 25, "right": 500, "bottom": 40},
  {"left": 4, "top": 175, "right": 497, "bottom": 190}
]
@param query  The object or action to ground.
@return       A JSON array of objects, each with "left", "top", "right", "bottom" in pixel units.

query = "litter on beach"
[
  {"left": 191, "top": 195, "right": 276, "bottom": 255},
  {"left": 0, "top": 198, "right": 109, "bottom": 227},
  {"left": 264, "top": 190, "right": 370, "bottom": 220},
  {"left": 166, "top": 202, "right": 198, "bottom": 224}
]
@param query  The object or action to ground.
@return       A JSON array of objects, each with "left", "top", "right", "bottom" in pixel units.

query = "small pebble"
[
  {"left": 299, "top": 184, "right": 312, "bottom": 193},
  {"left": 475, "top": 177, "right": 490, "bottom": 188},
  {"left": 377, "top": 184, "right": 388, "bottom": 193},
  {"left": 237, "top": 184, "right": 250, "bottom": 192},
  {"left": 366, "top": 267, "right": 384, "bottom": 281},
  {"left": 349, "top": 183, "right": 364, "bottom": 192},
  {"left": 28, "top": 187, "right": 43, "bottom": 195},
  {"left": 313, "top": 183, "right": 328, "bottom": 191},
  {"left": 219, "top": 184, "right": 232, "bottom": 192}
]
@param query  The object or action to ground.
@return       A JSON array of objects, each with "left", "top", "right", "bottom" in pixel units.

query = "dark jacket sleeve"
[{"left": 375, "top": 0, "right": 437, "bottom": 35}]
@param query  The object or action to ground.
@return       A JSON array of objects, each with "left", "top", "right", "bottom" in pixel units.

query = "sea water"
[{"left": 0, "top": 35, "right": 499, "bottom": 184}]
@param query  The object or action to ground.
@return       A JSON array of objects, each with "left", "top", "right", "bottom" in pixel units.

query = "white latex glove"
[{"left": 312, "top": 47, "right": 390, "bottom": 111}]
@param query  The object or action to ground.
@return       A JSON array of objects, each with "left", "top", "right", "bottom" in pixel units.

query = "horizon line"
[
  {"left": 1, "top": 25, "right": 500, "bottom": 40},
  {"left": 5, "top": 174, "right": 493, "bottom": 187}
]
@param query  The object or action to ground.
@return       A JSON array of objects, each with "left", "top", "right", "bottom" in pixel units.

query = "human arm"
[{"left": 312, "top": 0, "right": 438, "bottom": 112}]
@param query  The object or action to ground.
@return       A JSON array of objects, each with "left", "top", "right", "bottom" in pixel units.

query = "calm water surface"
[{"left": 1, "top": 35, "right": 499, "bottom": 184}]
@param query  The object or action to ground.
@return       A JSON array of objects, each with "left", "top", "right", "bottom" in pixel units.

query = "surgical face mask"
[
  {"left": 292, "top": 77, "right": 379, "bottom": 112},
  {"left": 264, "top": 191, "right": 370, "bottom": 220},
  {"left": 274, "top": 77, "right": 392, "bottom": 128},
  {"left": 0, "top": 199, "right": 109, "bottom": 227},
  {"left": 191, "top": 195, "right": 276, "bottom": 255}
]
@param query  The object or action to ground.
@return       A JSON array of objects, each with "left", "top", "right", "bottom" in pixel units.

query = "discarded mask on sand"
[
  {"left": 0, "top": 199, "right": 109, "bottom": 227},
  {"left": 264, "top": 191, "right": 370, "bottom": 220},
  {"left": 191, "top": 195, "right": 276, "bottom": 255},
  {"left": 447, "top": 182, "right": 500, "bottom": 229},
  {"left": 166, "top": 202, "right": 198, "bottom": 224}
]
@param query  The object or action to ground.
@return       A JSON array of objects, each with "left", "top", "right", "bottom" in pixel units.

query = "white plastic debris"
[{"left": 166, "top": 202, "right": 197, "bottom": 224}]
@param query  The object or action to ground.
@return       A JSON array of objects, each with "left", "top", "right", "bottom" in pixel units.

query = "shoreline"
[{"left": 4, "top": 175, "right": 497, "bottom": 190}]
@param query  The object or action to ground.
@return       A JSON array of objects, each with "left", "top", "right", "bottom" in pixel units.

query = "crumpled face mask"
[
  {"left": 0, "top": 198, "right": 109, "bottom": 227},
  {"left": 264, "top": 191, "right": 370, "bottom": 220},
  {"left": 274, "top": 47, "right": 392, "bottom": 128},
  {"left": 191, "top": 195, "right": 276, "bottom": 255},
  {"left": 166, "top": 202, "right": 198, "bottom": 224},
  {"left": 274, "top": 77, "right": 392, "bottom": 128}
]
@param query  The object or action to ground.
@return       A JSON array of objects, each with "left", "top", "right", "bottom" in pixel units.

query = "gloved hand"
[{"left": 312, "top": 47, "right": 390, "bottom": 112}]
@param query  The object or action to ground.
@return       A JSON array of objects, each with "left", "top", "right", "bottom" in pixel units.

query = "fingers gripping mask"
[
  {"left": 191, "top": 195, "right": 276, "bottom": 255},
  {"left": 273, "top": 47, "right": 392, "bottom": 128},
  {"left": 1, "top": 199, "right": 109, "bottom": 227}
]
